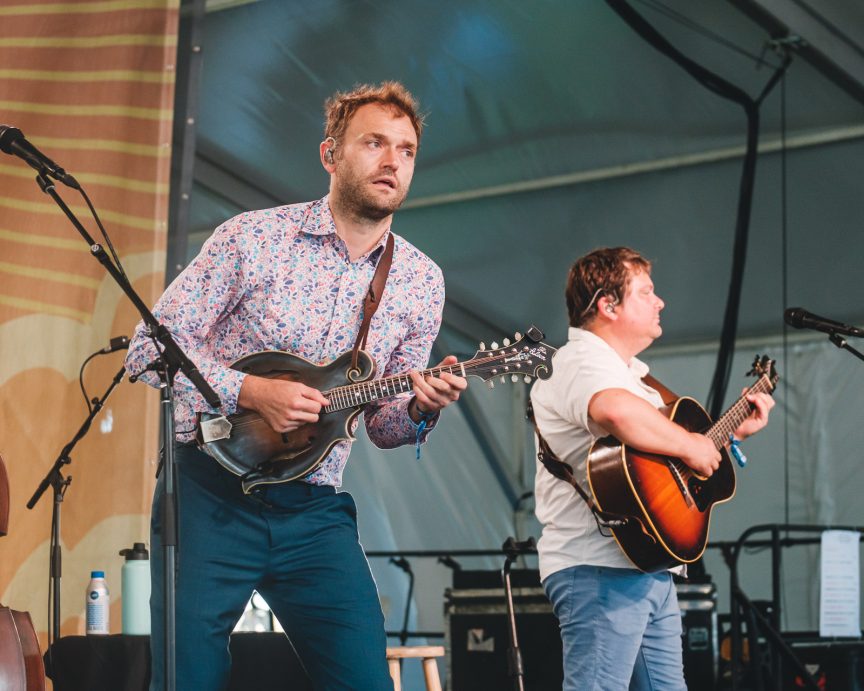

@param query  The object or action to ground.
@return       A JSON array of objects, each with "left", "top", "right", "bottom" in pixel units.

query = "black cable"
[
  {"left": 78, "top": 186, "right": 128, "bottom": 281},
  {"left": 780, "top": 69, "right": 790, "bottom": 530},
  {"left": 46, "top": 541, "right": 53, "bottom": 667},
  {"left": 633, "top": 0, "right": 781, "bottom": 68},
  {"left": 779, "top": 61, "right": 791, "bottom": 634},
  {"left": 78, "top": 351, "right": 99, "bottom": 413},
  {"left": 604, "top": 0, "right": 790, "bottom": 419}
]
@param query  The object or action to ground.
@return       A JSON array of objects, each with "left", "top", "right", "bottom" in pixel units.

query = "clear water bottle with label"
[
  {"left": 86, "top": 570, "right": 110, "bottom": 635},
  {"left": 119, "top": 542, "right": 151, "bottom": 635}
]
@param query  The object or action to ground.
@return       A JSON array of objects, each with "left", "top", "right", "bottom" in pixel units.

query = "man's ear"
[
  {"left": 320, "top": 138, "right": 336, "bottom": 172},
  {"left": 598, "top": 295, "right": 618, "bottom": 319}
]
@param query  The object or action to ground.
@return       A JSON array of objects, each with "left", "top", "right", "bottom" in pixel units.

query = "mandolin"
[
  {"left": 586, "top": 355, "right": 778, "bottom": 572},
  {"left": 198, "top": 326, "right": 557, "bottom": 493}
]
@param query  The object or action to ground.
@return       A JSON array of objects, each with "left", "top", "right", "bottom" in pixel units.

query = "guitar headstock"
[
  {"left": 466, "top": 325, "right": 557, "bottom": 387},
  {"left": 747, "top": 354, "right": 779, "bottom": 392}
]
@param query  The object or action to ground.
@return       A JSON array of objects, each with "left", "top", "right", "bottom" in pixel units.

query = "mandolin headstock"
[{"left": 466, "top": 325, "right": 557, "bottom": 387}]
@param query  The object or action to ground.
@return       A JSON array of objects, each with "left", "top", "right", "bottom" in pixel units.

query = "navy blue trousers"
[{"left": 149, "top": 444, "right": 393, "bottom": 690}]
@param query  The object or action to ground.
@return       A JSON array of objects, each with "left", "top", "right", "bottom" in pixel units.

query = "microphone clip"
[{"left": 99, "top": 335, "right": 130, "bottom": 354}]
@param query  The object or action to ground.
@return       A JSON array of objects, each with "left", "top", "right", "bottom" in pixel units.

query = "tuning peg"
[
  {"left": 488, "top": 380, "right": 495, "bottom": 389},
  {"left": 479, "top": 341, "right": 486, "bottom": 351},
  {"left": 514, "top": 332, "right": 522, "bottom": 340},
  {"left": 491, "top": 341, "right": 499, "bottom": 350},
  {"left": 524, "top": 375, "right": 532, "bottom": 383},
  {"left": 503, "top": 338, "right": 511, "bottom": 346}
]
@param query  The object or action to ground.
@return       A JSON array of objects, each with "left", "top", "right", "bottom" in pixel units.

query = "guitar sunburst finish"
[{"left": 586, "top": 356, "right": 778, "bottom": 572}]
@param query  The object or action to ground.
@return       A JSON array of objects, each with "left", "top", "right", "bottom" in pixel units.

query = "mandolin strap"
[{"left": 351, "top": 232, "right": 395, "bottom": 373}]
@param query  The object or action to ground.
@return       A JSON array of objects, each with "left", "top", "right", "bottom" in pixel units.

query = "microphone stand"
[
  {"left": 828, "top": 332, "right": 864, "bottom": 364},
  {"left": 390, "top": 556, "right": 415, "bottom": 645},
  {"left": 28, "top": 363, "right": 126, "bottom": 646},
  {"left": 30, "top": 170, "right": 221, "bottom": 691},
  {"left": 501, "top": 536, "right": 536, "bottom": 691}
]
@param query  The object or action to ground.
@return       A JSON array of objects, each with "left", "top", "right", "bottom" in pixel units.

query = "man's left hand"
[
  {"left": 409, "top": 355, "right": 467, "bottom": 421},
  {"left": 733, "top": 390, "right": 775, "bottom": 441}
]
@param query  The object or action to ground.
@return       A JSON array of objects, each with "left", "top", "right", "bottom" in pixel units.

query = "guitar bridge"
[
  {"left": 667, "top": 459, "right": 695, "bottom": 509},
  {"left": 199, "top": 416, "right": 233, "bottom": 443}
]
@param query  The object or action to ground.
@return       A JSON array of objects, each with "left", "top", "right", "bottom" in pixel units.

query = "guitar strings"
[{"left": 705, "top": 375, "right": 773, "bottom": 448}]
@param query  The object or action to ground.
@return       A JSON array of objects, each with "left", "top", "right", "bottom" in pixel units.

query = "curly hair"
[
  {"left": 565, "top": 247, "right": 652, "bottom": 328},
  {"left": 324, "top": 81, "right": 424, "bottom": 145}
]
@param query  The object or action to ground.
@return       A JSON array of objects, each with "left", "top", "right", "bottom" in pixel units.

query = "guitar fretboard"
[{"left": 705, "top": 375, "right": 774, "bottom": 448}]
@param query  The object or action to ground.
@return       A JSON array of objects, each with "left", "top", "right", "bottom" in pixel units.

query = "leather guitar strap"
[
  {"left": 527, "top": 403, "right": 601, "bottom": 512},
  {"left": 641, "top": 373, "right": 678, "bottom": 405},
  {"left": 350, "top": 232, "right": 394, "bottom": 373},
  {"left": 529, "top": 372, "right": 678, "bottom": 527}
]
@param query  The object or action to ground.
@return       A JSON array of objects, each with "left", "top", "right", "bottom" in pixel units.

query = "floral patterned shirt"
[{"left": 125, "top": 196, "right": 445, "bottom": 486}]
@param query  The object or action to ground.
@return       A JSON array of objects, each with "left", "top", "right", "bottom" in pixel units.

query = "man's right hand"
[
  {"left": 680, "top": 432, "right": 721, "bottom": 477},
  {"left": 238, "top": 375, "right": 330, "bottom": 433}
]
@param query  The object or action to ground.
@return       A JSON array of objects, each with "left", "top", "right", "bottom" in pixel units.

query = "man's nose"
[{"left": 380, "top": 146, "right": 399, "bottom": 170}]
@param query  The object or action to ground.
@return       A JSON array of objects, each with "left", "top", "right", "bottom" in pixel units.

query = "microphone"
[
  {"left": 389, "top": 556, "right": 413, "bottom": 575},
  {"left": 0, "top": 125, "right": 79, "bottom": 189},
  {"left": 100, "top": 335, "right": 130, "bottom": 354},
  {"left": 784, "top": 307, "right": 864, "bottom": 338},
  {"left": 437, "top": 555, "right": 462, "bottom": 571},
  {"left": 501, "top": 536, "right": 537, "bottom": 555}
]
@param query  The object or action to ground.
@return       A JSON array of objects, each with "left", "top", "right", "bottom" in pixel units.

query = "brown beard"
[{"left": 331, "top": 161, "right": 409, "bottom": 222}]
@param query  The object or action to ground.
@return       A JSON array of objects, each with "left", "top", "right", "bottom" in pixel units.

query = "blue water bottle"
[{"left": 119, "top": 542, "right": 151, "bottom": 635}]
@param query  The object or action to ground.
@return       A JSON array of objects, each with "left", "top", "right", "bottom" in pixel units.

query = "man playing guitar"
[{"left": 530, "top": 247, "right": 774, "bottom": 690}]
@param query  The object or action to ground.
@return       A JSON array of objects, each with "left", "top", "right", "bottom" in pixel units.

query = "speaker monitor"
[{"left": 445, "top": 582, "right": 562, "bottom": 691}]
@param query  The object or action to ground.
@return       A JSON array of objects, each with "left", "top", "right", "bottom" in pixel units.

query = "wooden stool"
[{"left": 386, "top": 645, "right": 444, "bottom": 691}]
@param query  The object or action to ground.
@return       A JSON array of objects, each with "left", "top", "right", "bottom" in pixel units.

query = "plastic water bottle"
[
  {"left": 85, "top": 571, "right": 110, "bottom": 635},
  {"left": 119, "top": 542, "right": 151, "bottom": 635}
]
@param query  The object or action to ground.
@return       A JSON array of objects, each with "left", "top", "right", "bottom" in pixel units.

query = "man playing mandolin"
[
  {"left": 126, "top": 82, "right": 466, "bottom": 690},
  {"left": 530, "top": 247, "right": 774, "bottom": 690}
]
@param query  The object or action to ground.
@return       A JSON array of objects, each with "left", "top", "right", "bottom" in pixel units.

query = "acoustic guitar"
[
  {"left": 198, "top": 326, "right": 557, "bottom": 493},
  {"left": 586, "top": 355, "right": 778, "bottom": 572}
]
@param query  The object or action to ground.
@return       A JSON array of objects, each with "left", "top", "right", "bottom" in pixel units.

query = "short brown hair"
[
  {"left": 566, "top": 247, "right": 652, "bottom": 328},
  {"left": 324, "top": 81, "right": 424, "bottom": 145}
]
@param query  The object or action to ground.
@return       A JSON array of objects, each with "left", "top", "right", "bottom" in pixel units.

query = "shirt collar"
[
  {"left": 299, "top": 196, "right": 338, "bottom": 237},
  {"left": 568, "top": 327, "right": 650, "bottom": 377},
  {"left": 300, "top": 195, "right": 390, "bottom": 264}
]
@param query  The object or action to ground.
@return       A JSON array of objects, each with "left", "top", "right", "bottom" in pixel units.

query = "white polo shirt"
[{"left": 530, "top": 327, "right": 664, "bottom": 580}]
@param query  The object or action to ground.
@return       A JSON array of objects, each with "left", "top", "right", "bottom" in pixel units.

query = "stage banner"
[{"left": 0, "top": 0, "right": 178, "bottom": 649}]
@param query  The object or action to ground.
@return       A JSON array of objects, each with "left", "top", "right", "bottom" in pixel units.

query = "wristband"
[
  {"left": 413, "top": 401, "right": 435, "bottom": 460},
  {"left": 729, "top": 434, "right": 747, "bottom": 467}
]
